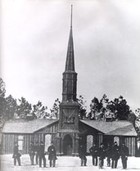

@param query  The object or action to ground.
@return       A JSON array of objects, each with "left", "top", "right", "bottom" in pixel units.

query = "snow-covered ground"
[{"left": 0, "top": 155, "right": 140, "bottom": 171}]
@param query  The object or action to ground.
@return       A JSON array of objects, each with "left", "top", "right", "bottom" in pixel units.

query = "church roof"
[
  {"left": 80, "top": 120, "right": 137, "bottom": 136},
  {"left": 2, "top": 119, "right": 58, "bottom": 134}
]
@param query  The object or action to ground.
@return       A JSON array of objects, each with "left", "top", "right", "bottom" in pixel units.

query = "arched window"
[
  {"left": 45, "top": 134, "right": 51, "bottom": 151},
  {"left": 86, "top": 135, "right": 93, "bottom": 152},
  {"left": 114, "top": 136, "right": 120, "bottom": 145}
]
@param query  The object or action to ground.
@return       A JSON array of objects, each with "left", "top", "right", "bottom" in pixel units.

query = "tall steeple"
[
  {"left": 62, "top": 5, "right": 77, "bottom": 102},
  {"left": 58, "top": 6, "right": 79, "bottom": 156},
  {"left": 65, "top": 5, "right": 75, "bottom": 71}
]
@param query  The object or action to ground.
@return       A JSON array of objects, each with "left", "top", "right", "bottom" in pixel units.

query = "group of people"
[
  {"left": 79, "top": 141, "right": 129, "bottom": 169},
  {"left": 13, "top": 141, "right": 129, "bottom": 169},
  {"left": 13, "top": 141, "right": 57, "bottom": 168}
]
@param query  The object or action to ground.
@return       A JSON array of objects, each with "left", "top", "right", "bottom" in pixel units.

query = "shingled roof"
[
  {"left": 80, "top": 120, "right": 137, "bottom": 136},
  {"left": 2, "top": 119, "right": 58, "bottom": 134}
]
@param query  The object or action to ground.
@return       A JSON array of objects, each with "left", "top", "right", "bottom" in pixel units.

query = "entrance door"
[{"left": 63, "top": 135, "right": 72, "bottom": 155}]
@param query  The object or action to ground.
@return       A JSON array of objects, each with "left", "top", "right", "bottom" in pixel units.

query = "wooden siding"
[
  {"left": 2, "top": 134, "right": 15, "bottom": 154},
  {"left": 80, "top": 122, "right": 137, "bottom": 156},
  {"left": 2, "top": 132, "right": 66, "bottom": 155},
  {"left": 23, "top": 134, "right": 33, "bottom": 154},
  {"left": 2, "top": 121, "right": 137, "bottom": 156},
  {"left": 2, "top": 134, "right": 33, "bottom": 154},
  {"left": 124, "top": 137, "right": 136, "bottom": 156},
  {"left": 1, "top": 122, "right": 58, "bottom": 154}
]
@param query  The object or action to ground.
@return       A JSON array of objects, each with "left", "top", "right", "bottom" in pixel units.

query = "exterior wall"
[
  {"left": 83, "top": 134, "right": 136, "bottom": 156},
  {"left": 79, "top": 122, "right": 101, "bottom": 154},
  {"left": 2, "top": 122, "right": 58, "bottom": 154},
  {"left": 2, "top": 134, "right": 15, "bottom": 154},
  {"left": 79, "top": 122, "right": 137, "bottom": 156},
  {"left": 123, "top": 136, "right": 136, "bottom": 156},
  {"left": 2, "top": 121, "right": 137, "bottom": 156},
  {"left": 103, "top": 135, "right": 136, "bottom": 156},
  {"left": 2, "top": 134, "right": 33, "bottom": 154},
  {"left": 2, "top": 133, "right": 49, "bottom": 154}
]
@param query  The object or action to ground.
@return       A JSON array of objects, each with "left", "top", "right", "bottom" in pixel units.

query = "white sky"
[{"left": 1, "top": 0, "right": 140, "bottom": 111}]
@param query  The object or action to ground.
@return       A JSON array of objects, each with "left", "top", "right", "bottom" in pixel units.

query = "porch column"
[
  {"left": 56, "top": 133, "right": 62, "bottom": 156},
  {"left": 72, "top": 133, "right": 79, "bottom": 156}
]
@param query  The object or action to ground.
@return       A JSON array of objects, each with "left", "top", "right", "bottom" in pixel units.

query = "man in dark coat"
[
  {"left": 48, "top": 142, "right": 57, "bottom": 167},
  {"left": 12, "top": 142, "right": 21, "bottom": 166},
  {"left": 120, "top": 143, "right": 129, "bottom": 169},
  {"left": 79, "top": 144, "right": 87, "bottom": 166},
  {"left": 29, "top": 142, "right": 35, "bottom": 165},
  {"left": 34, "top": 141, "right": 39, "bottom": 165},
  {"left": 38, "top": 141, "right": 46, "bottom": 167},
  {"left": 111, "top": 142, "right": 120, "bottom": 168},
  {"left": 98, "top": 143, "right": 106, "bottom": 169},
  {"left": 105, "top": 143, "right": 112, "bottom": 167},
  {"left": 89, "top": 143, "right": 98, "bottom": 166}
]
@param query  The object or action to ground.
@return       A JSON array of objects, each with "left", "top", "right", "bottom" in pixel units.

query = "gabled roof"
[
  {"left": 80, "top": 120, "right": 137, "bottom": 136},
  {"left": 2, "top": 119, "right": 58, "bottom": 134}
]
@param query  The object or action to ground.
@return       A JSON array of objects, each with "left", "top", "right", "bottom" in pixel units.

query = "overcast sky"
[{"left": 1, "top": 0, "right": 140, "bottom": 111}]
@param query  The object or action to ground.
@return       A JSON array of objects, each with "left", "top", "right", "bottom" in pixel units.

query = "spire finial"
[{"left": 70, "top": 4, "right": 73, "bottom": 28}]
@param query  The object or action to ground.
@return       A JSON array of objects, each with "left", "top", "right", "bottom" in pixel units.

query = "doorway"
[{"left": 63, "top": 134, "right": 72, "bottom": 155}]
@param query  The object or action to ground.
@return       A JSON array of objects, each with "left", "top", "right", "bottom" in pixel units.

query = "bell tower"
[{"left": 57, "top": 5, "right": 79, "bottom": 156}]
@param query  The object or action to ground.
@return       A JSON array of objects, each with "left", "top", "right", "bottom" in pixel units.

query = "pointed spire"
[
  {"left": 70, "top": 4, "right": 73, "bottom": 28},
  {"left": 65, "top": 5, "right": 75, "bottom": 72},
  {"left": 62, "top": 5, "right": 77, "bottom": 102}
]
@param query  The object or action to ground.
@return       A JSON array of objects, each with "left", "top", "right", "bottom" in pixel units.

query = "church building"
[{"left": 2, "top": 6, "right": 137, "bottom": 156}]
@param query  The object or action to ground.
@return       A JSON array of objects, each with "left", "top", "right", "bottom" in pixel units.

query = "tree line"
[
  {"left": 81, "top": 94, "right": 140, "bottom": 136},
  {"left": 0, "top": 77, "right": 140, "bottom": 135},
  {"left": 0, "top": 78, "right": 61, "bottom": 123}
]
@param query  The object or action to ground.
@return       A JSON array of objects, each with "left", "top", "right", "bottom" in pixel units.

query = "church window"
[
  {"left": 86, "top": 135, "right": 93, "bottom": 152},
  {"left": 18, "top": 135, "right": 24, "bottom": 151}
]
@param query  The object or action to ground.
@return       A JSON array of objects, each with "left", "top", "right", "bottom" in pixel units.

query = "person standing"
[
  {"left": 38, "top": 141, "right": 46, "bottom": 167},
  {"left": 29, "top": 142, "right": 35, "bottom": 165},
  {"left": 79, "top": 144, "right": 87, "bottom": 166},
  {"left": 98, "top": 143, "right": 106, "bottom": 169},
  {"left": 48, "top": 142, "right": 57, "bottom": 167},
  {"left": 34, "top": 141, "right": 39, "bottom": 165},
  {"left": 12, "top": 142, "right": 21, "bottom": 166},
  {"left": 120, "top": 143, "right": 129, "bottom": 169},
  {"left": 106, "top": 143, "right": 112, "bottom": 167},
  {"left": 89, "top": 143, "right": 98, "bottom": 166},
  {"left": 111, "top": 142, "right": 120, "bottom": 169}
]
